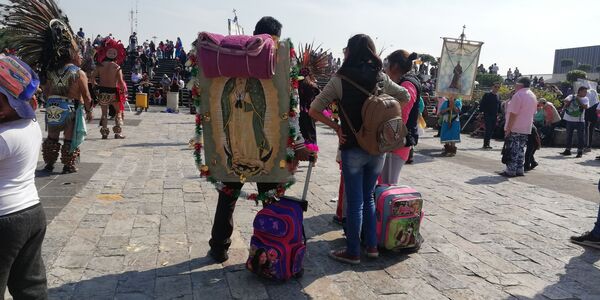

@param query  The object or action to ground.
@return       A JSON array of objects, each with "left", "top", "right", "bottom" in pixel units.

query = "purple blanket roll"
[{"left": 197, "top": 32, "right": 276, "bottom": 79}]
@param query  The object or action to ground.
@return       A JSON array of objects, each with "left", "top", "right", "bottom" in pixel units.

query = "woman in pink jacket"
[{"left": 381, "top": 50, "right": 419, "bottom": 184}]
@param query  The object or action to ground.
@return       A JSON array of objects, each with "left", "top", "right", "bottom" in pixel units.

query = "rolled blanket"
[{"left": 197, "top": 32, "right": 276, "bottom": 79}]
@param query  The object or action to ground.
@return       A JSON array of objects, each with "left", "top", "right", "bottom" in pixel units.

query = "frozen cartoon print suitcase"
[{"left": 374, "top": 184, "right": 424, "bottom": 251}]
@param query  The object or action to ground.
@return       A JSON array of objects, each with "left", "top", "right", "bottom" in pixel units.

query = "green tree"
[
  {"left": 475, "top": 73, "right": 503, "bottom": 88},
  {"left": 576, "top": 64, "right": 592, "bottom": 72},
  {"left": 566, "top": 70, "right": 587, "bottom": 82},
  {"left": 595, "top": 66, "right": 600, "bottom": 72},
  {"left": 420, "top": 54, "right": 435, "bottom": 64}
]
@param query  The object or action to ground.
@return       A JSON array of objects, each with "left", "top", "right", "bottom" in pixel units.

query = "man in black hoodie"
[{"left": 480, "top": 82, "right": 501, "bottom": 149}]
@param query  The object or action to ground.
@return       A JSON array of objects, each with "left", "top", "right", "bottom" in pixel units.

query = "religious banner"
[
  {"left": 435, "top": 37, "right": 483, "bottom": 100},
  {"left": 194, "top": 40, "right": 295, "bottom": 184}
]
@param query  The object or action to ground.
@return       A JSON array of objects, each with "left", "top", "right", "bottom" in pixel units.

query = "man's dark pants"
[
  {"left": 592, "top": 179, "right": 600, "bottom": 237},
  {"left": 0, "top": 204, "right": 48, "bottom": 300},
  {"left": 566, "top": 121, "right": 585, "bottom": 152},
  {"left": 483, "top": 113, "right": 497, "bottom": 146},
  {"left": 209, "top": 182, "right": 279, "bottom": 252},
  {"left": 585, "top": 109, "right": 598, "bottom": 148},
  {"left": 525, "top": 127, "right": 539, "bottom": 169}
]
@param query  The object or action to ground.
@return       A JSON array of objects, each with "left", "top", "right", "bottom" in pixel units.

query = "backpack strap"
[
  {"left": 336, "top": 74, "right": 377, "bottom": 135},
  {"left": 337, "top": 99, "right": 358, "bottom": 135},
  {"left": 337, "top": 74, "right": 375, "bottom": 97}
]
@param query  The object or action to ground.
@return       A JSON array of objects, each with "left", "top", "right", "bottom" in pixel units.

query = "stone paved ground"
[{"left": 7, "top": 107, "right": 600, "bottom": 300}]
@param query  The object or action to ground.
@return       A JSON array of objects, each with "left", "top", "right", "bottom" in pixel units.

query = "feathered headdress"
[
  {"left": 297, "top": 42, "right": 330, "bottom": 79},
  {"left": 0, "top": 0, "right": 77, "bottom": 80},
  {"left": 95, "top": 38, "right": 126, "bottom": 65}
]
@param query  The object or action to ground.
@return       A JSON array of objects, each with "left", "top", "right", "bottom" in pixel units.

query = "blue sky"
[{"left": 55, "top": 0, "right": 600, "bottom": 74}]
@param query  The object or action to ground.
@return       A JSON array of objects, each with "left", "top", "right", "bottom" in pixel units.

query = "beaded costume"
[{"left": 1, "top": 0, "right": 93, "bottom": 174}]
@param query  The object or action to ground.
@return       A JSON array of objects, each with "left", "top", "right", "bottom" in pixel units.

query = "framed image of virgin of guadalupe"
[
  {"left": 196, "top": 39, "right": 294, "bottom": 183},
  {"left": 435, "top": 37, "right": 483, "bottom": 100}
]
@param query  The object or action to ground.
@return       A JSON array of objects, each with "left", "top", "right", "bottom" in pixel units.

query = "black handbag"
[{"left": 501, "top": 140, "right": 511, "bottom": 164}]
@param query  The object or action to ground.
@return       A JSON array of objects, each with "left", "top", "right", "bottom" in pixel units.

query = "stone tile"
[
  {"left": 103, "top": 213, "right": 135, "bottom": 237},
  {"left": 61, "top": 228, "right": 103, "bottom": 252},
  {"left": 133, "top": 214, "right": 161, "bottom": 228},
  {"left": 53, "top": 251, "right": 94, "bottom": 269},
  {"left": 225, "top": 270, "right": 269, "bottom": 300},
  {"left": 155, "top": 275, "right": 192, "bottom": 300}
]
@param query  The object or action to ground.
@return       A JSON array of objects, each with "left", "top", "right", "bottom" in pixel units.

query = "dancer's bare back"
[{"left": 92, "top": 61, "right": 125, "bottom": 88}]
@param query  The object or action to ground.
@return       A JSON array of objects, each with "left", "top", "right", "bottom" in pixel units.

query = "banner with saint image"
[{"left": 435, "top": 37, "right": 483, "bottom": 100}]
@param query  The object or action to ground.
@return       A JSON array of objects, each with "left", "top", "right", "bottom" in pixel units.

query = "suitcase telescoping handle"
[{"left": 300, "top": 155, "right": 316, "bottom": 202}]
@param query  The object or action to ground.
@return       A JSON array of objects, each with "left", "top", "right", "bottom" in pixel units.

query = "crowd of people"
[
  {"left": 3, "top": 0, "right": 600, "bottom": 297},
  {"left": 80, "top": 28, "right": 191, "bottom": 106}
]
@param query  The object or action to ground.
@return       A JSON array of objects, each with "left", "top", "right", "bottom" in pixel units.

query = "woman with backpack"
[
  {"left": 309, "top": 34, "right": 409, "bottom": 264},
  {"left": 380, "top": 50, "right": 419, "bottom": 184}
]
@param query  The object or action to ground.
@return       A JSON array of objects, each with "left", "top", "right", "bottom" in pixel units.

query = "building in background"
[{"left": 553, "top": 45, "right": 600, "bottom": 74}]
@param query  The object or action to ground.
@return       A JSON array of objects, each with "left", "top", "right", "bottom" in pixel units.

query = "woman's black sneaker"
[{"left": 570, "top": 232, "right": 600, "bottom": 249}]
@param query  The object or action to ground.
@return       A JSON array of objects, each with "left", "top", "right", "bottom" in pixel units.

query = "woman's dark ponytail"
[{"left": 386, "top": 50, "right": 417, "bottom": 74}]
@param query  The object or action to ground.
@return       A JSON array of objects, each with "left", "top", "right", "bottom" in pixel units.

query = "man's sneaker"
[
  {"left": 576, "top": 151, "right": 583, "bottom": 158},
  {"left": 560, "top": 149, "right": 572, "bottom": 156},
  {"left": 329, "top": 248, "right": 360, "bottom": 265},
  {"left": 570, "top": 232, "right": 600, "bottom": 249},
  {"left": 366, "top": 247, "right": 379, "bottom": 258},
  {"left": 584, "top": 147, "right": 592, "bottom": 153},
  {"left": 208, "top": 248, "right": 229, "bottom": 263}
]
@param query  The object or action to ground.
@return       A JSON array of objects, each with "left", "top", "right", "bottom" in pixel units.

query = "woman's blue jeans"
[{"left": 341, "top": 147, "right": 385, "bottom": 256}]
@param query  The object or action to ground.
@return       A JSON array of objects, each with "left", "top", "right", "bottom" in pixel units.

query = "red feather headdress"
[{"left": 95, "top": 38, "right": 126, "bottom": 65}]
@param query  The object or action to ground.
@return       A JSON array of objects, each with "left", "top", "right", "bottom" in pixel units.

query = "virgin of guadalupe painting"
[
  {"left": 195, "top": 40, "right": 293, "bottom": 183},
  {"left": 435, "top": 36, "right": 483, "bottom": 100},
  {"left": 221, "top": 77, "right": 273, "bottom": 177}
]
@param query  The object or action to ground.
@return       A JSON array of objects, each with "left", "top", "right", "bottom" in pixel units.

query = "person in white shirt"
[
  {"left": 0, "top": 55, "right": 47, "bottom": 299},
  {"left": 561, "top": 86, "right": 589, "bottom": 157}
]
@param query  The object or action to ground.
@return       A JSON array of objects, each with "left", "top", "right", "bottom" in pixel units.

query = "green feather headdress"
[{"left": 1, "top": 0, "right": 77, "bottom": 80}]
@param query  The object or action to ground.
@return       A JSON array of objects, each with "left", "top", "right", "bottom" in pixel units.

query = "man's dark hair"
[
  {"left": 517, "top": 76, "right": 531, "bottom": 88},
  {"left": 578, "top": 86, "right": 589, "bottom": 93},
  {"left": 254, "top": 16, "right": 282, "bottom": 37}
]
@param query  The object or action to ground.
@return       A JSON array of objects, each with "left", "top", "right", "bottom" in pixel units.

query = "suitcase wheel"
[{"left": 293, "top": 268, "right": 304, "bottom": 279}]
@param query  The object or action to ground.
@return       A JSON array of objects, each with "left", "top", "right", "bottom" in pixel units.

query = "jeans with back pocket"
[{"left": 341, "top": 147, "right": 385, "bottom": 256}]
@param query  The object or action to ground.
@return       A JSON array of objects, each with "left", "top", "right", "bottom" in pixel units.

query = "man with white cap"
[{"left": 0, "top": 54, "right": 48, "bottom": 299}]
